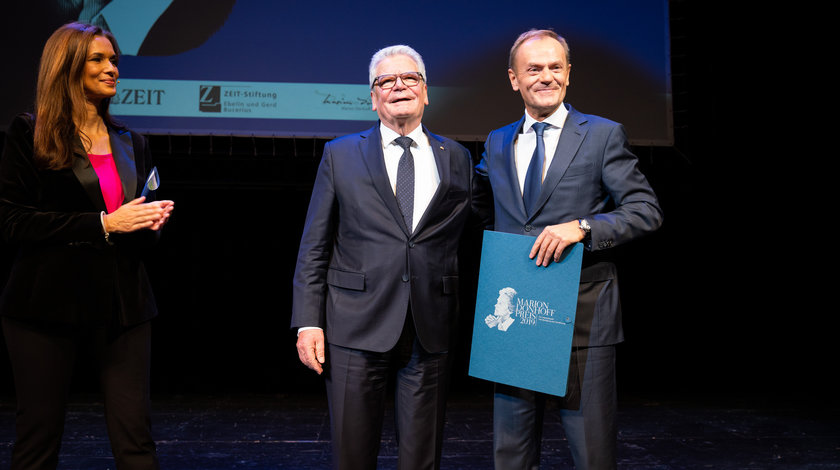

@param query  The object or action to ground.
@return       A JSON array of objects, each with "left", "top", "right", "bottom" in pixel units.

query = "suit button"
[
  {"left": 401, "top": 274, "right": 409, "bottom": 282},
  {"left": 408, "top": 242, "right": 415, "bottom": 248},
  {"left": 524, "top": 225, "right": 533, "bottom": 232}
]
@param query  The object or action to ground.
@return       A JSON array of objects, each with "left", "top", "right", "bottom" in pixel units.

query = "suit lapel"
[
  {"left": 503, "top": 117, "right": 528, "bottom": 220},
  {"left": 71, "top": 139, "right": 107, "bottom": 212},
  {"left": 412, "top": 127, "right": 450, "bottom": 236},
  {"left": 358, "top": 126, "right": 411, "bottom": 236},
  {"left": 110, "top": 128, "right": 138, "bottom": 201},
  {"left": 533, "top": 105, "right": 587, "bottom": 217},
  {"left": 70, "top": 127, "right": 138, "bottom": 212}
]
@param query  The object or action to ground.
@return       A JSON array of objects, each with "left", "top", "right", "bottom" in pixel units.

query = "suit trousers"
[
  {"left": 493, "top": 345, "right": 617, "bottom": 470},
  {"left": 324, "top": 313, "right": 449, "bottom": 470},
  {"left": 1, "top": 317, "right": 159, "bottom": 470}
]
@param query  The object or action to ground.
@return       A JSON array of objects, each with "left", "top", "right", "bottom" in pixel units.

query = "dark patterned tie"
[
  {"left": 394, "top": 136, "right": 415, "bottom": 231},
  {"left": 523, "top": 121, "right": 548, "bottom": 215}
]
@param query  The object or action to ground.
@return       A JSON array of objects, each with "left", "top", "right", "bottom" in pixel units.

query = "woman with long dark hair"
[{"left": 0, "top": 22, "right": 173, "bottom": 469}]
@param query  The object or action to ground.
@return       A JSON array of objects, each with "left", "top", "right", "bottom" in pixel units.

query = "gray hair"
[
  {"left": 509, "top": 29, "right": 570, "bottom": 69},
  {"left": 368, "top": 45, "right": 427, "bottom": 88}
]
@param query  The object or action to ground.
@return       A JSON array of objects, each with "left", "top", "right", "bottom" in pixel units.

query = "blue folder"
[{"left": 468, "top": 230, "right": 583, "bottom": 396}]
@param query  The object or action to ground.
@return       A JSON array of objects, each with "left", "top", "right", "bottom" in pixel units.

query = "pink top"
[{"left": 87, "top": 153, "right": 125, "bottom": 214}]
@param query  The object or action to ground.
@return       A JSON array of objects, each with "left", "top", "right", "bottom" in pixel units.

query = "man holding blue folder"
[{"left": 474, "top": 29, "right": 663, "bottom": 469}]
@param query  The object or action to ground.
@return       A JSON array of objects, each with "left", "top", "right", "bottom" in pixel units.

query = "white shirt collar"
[
  {"left": 522, "top": 103, "right": 568, "bottom": 134},
  {"left": 380, "top": 122, "right": 427, "bottom": 148}
]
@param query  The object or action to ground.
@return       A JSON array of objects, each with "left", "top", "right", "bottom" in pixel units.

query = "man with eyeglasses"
[
  {"left": 474, "top": 29, "right": 662, "bottom": 469},
  {"left": 292, "top": 44, "right": 478, "bottom": 470}
]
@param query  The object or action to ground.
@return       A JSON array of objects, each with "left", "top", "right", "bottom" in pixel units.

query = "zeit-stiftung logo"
[{"left": 199, "top": 85, "right": 221, "bottom": 112}]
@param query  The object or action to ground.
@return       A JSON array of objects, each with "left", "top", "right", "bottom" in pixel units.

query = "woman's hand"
[
  {"left": 103, "top": 197, "right": 174, "bottom": 233},
  {"left": 149, "top": 200, "right": 174, "bottom": 231}
]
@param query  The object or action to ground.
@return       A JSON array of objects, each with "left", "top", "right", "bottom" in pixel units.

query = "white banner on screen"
[{"left": 110, "top": 79, "right": 379, "bottom": 121}]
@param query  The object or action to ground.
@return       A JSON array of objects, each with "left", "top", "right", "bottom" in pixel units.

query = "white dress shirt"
[
  {"left": 514, "top": 104, "right": 569, "bottom": 194},
  {"left": 379, "top": 123, "right": 440, "bottom": 232}
]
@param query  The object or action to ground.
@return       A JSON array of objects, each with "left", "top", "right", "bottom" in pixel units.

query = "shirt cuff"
[{"left": 297, "top": 326, "right": 323, "bottom": 336}]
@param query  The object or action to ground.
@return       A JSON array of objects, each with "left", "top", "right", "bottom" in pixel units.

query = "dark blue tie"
[
  {"left": 394, "top": 136, "right": 415, "bottom": 232},
  {"left": 523, "top": 121, "right": 548, "bottom": 215}
]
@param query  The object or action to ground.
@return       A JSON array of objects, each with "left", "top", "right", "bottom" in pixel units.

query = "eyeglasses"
[{"left": 372, "top": 72, "right": 424, "bottom": 89}]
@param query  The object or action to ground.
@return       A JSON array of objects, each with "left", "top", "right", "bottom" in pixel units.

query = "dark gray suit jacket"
[
  {"left": 291, "top": 124, "right": 474, "bottom": 354},
  {"left": 476, "top": 104, "right": 663, "bottom": 348}
]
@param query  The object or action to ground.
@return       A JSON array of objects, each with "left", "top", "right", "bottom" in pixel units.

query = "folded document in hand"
[{"left": 468, "top": 230, "right": 582, "bottom": 397}]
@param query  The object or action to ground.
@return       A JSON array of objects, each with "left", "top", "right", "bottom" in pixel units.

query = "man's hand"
[
  {"left": 296, "top": 328, "right": 326, "bottom": 375},
  {"left": 529, "top": 221, "right": 584, "bottom": 266}
]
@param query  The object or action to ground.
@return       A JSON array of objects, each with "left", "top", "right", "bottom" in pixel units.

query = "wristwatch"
[{"left": 578, "top": 218, "right": 591, "bottom": 238}]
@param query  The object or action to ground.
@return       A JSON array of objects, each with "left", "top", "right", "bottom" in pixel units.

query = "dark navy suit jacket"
[
  {"left": 291, "top": 124, "right": 474, "bottom": 354},
  {"left": 476, "top": 104, "right": 663, "bottom": 348}
]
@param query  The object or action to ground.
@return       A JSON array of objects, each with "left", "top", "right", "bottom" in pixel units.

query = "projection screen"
[{"left": 0, "top": 0, "right": 672, "bottom": 145}]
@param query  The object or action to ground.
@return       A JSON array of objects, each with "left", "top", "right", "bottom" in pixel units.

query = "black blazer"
[
  {"left": 291, "top": 124, "right": 474, "bottom": 354},
  {"left": 0, "top": 114, "right": 159, "bottom": 326}
]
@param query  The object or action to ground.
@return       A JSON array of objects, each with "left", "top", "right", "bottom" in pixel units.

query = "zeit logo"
[
  {"left": 199, "top": 85, "right": 220, "bottom": 112},
  {"left": 111, "top": 88, "right": 165, "bottom": 105}
]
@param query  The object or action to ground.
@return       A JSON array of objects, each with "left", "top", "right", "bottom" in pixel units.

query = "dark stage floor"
[{"left": 0, "top": 392, "right": 837, "bottom": 469}]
